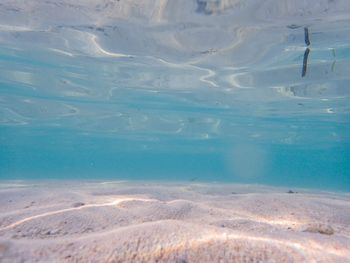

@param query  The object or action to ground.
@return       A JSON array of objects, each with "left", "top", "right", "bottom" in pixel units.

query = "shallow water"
[{"left": 0, "top": 0, "right": 349, "bottom": 191}]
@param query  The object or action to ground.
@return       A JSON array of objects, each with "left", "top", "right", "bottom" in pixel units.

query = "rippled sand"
[{"left": 0, "top": 181, "right": 349, "bottom": 262}]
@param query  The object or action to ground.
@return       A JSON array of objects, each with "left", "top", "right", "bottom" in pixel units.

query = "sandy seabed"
[{"left": 0, "top": 181, "right": 349, "bottom": 263}]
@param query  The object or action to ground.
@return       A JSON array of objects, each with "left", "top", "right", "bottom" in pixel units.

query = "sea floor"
[{"left": 0, "top": 181, "right": 349, "bottom": 263}]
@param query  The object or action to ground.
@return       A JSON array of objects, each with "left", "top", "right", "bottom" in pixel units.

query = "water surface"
[{"left": 0, "top": 0, "right": 349, "bottom": 191}]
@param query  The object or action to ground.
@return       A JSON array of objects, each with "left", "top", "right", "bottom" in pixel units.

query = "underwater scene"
[{"left": 0, "top": 1, "right": 350, "bottom": 262}]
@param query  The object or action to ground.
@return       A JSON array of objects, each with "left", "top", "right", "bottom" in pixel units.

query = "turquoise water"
[{"left": 0, "top": 1, "right": 350, "bottom": 191}]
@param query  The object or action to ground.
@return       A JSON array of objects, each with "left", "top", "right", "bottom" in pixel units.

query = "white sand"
[{"left": 0, "top": 181, "right": 349, "bottom": 262}]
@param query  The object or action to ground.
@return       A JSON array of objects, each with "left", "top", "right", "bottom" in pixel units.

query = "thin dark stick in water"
[
  {"left": 304, "top": 27, "right": 310, "bottom": 46},
  {"left": 302, "top": 48, "right": 310, "bottom": 77}
]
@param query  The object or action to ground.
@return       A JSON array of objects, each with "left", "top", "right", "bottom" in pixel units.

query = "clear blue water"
[{"left": 0, "top": 1, "right": 349, "bottom": 191}]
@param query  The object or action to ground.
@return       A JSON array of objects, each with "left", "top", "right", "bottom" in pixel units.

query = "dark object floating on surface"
[
  {"left": 196, "top": 0, "right": 213, "bottom": 15},
  {"left": 301, "top": 27, "right": 311, "bottom": 77},
  {"left": 302, "top": 48, "right": 310, "bottom": 77},
  {"left": 287, "top": 24, "right": 301, "bottom": 29},
  {"left": 287, "top": 190, "right": 295, "bottom": 194},
  {"left": 72, "top": 202, "right": 85, "bottom": 208},
  {"left": 304, "top": 27, "right": 310, "bottom": 46}
]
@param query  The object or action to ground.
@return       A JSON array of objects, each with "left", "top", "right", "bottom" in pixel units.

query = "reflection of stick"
[
  {"left": 302, "top": 48, "right": 310, "bottom": 77},
  {"left": 331, "top": 49, "right": 336, "bottom": 72},
  {"left": 304, "top": 27, "right": 310, "bottom": 46},
  {"left": 331, "top": 60, "right": 336, "bottom": 72},
  {"left": 332, "top": 48, "right": 336, "bottom": 57}
]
